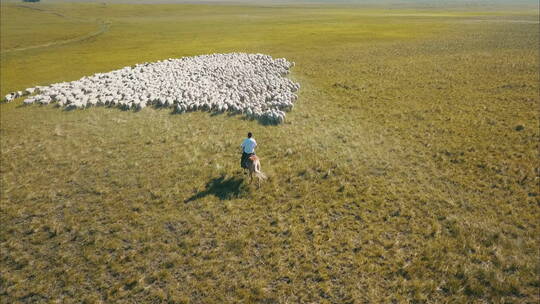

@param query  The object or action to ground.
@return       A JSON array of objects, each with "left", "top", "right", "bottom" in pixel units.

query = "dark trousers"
[{"left": 241, "top": 152, "right": 254, "bottom": 169}]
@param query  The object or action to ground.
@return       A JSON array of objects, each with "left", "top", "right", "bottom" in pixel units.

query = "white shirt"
[{"left": 241, "top": 138, "right": 257, "bottom": 153}]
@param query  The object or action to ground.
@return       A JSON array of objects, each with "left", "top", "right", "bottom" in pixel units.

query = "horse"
[{"left": 246, "top": 155, "right": 267, "bottom": 187}]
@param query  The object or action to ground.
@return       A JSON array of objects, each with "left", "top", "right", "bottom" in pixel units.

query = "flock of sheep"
[{"left": 3, "top": 53, "right": 300, "bottom": 124}]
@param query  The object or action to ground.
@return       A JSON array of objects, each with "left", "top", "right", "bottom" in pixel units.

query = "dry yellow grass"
[{"left": 0, "top": 1, "right": 539, "bottom": 303}]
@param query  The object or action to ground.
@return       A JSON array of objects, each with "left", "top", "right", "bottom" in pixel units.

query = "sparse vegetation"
[{"left": 1, "top": 1, "right": 538, "bottom": 303}]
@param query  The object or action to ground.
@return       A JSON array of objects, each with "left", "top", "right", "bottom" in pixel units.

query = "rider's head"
[{"left": 248, "top": 132, "right": 252, "bottom": 138}]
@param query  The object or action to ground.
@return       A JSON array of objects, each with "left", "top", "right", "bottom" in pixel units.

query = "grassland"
[{"left": 1, "top": 1, "right": 539, "bottom": 303}]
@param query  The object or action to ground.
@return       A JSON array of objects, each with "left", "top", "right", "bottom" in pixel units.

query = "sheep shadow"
[
  {"left": 184, "top": 174, "right": 246, "bottom": 203},
  {"left": 238, "top": 115, "right": 282, "bottom": 126},
  {"left": 170, "top": 110, "right": 281, "bottom": 125}
]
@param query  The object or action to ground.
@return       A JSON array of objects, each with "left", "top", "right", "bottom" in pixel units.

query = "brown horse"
[{"left": 247, "top": 155, "right": 266, "bottom": 187}]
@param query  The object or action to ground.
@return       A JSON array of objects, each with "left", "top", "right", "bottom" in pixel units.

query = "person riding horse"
[{"left": 240, "top": 132, "right": 257, "bottom": 172}]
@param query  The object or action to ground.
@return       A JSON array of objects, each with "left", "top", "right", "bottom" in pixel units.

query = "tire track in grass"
[{"left": 1, "top": 5, "right": 111, "bottom": 54}]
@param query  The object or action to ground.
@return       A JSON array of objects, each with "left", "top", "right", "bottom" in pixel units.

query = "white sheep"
[{"left": 20, "top": 53, "right": 300, "bottom": 123}]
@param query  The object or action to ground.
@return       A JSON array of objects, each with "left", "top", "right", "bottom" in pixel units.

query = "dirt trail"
[
  {"left": 16, "top": 4, "right": 67, "bottom": 18},
  {"left": 458, "top": 19, "right": 539, "bottom": 24},
  {"left": 1, "top": 5, "right": 111, "bottom": 54}
]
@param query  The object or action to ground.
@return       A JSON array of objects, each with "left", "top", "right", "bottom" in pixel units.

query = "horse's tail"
[
  {"left": 254, "top": 171, "right": 267, "bottom": 180},
  {"left": 254, "top": 162, "right": 267, "bottom": 180}
]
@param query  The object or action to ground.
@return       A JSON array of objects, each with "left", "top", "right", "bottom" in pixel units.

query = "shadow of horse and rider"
[
  {"left": 184, "top": 154, "right": 267, "bottom": 203},
  {"left": 184, "top": 174, "right": 246, "bottom": 203},
  {"left": 185, "top": 131, "right": 267, "bottom": 202}
]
